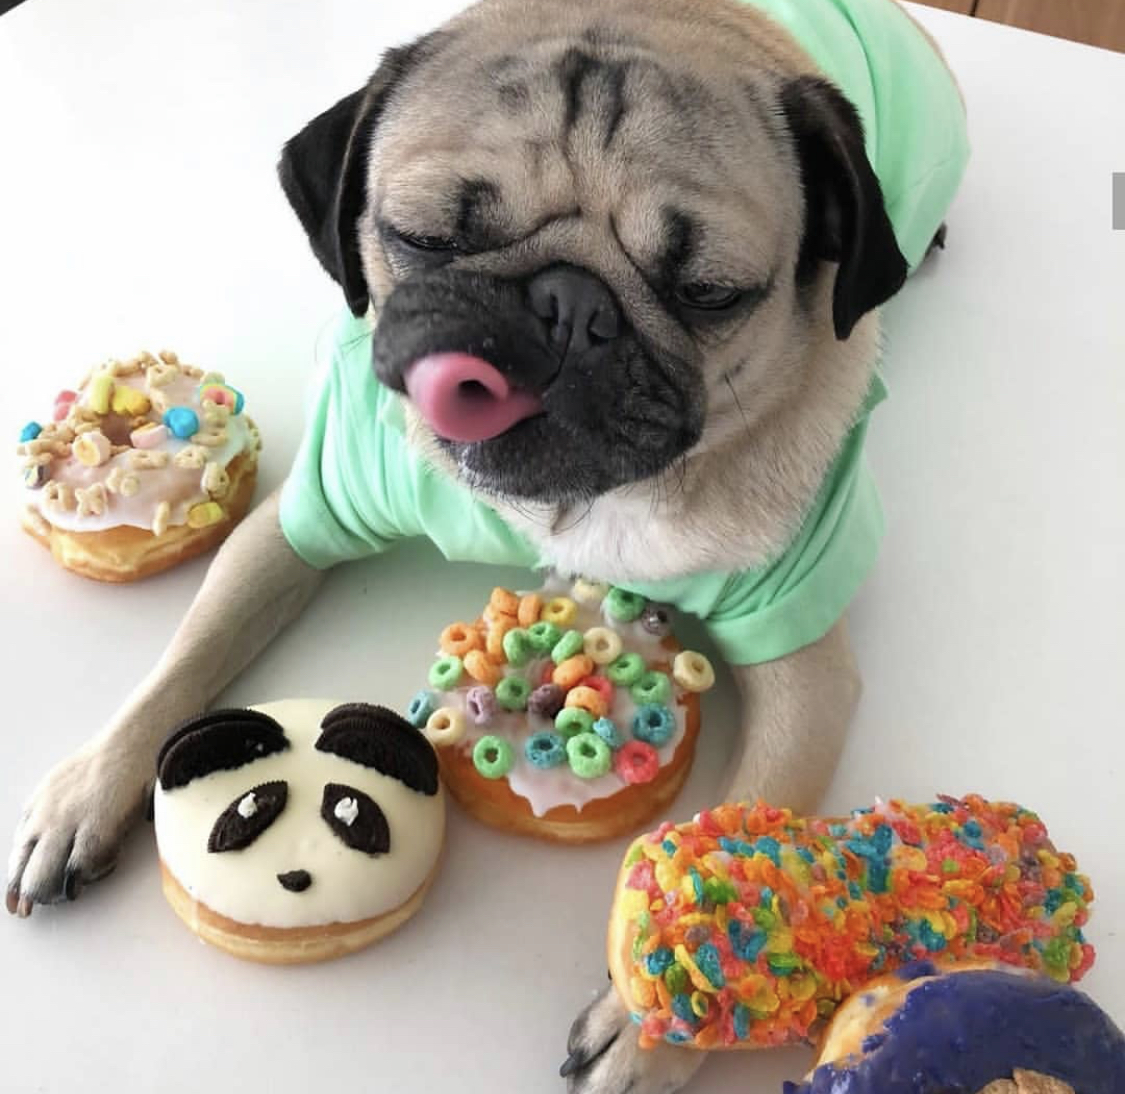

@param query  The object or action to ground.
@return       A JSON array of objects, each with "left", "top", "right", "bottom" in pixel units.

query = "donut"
[
  {"left": 606, "top": 795, "right": 1096, "bottom": 1050},
  {"left": 153, "top": 699, "right": 445, "bottom": 964},
  {"left": 788, "top": 960, "right": 1125, "bottom": 1093},
  {"left": 410, "top": 574, "right": 711, "bottom": 843},
  {"left": 16, "top": 351, "right": 260, "bottom": 581}
]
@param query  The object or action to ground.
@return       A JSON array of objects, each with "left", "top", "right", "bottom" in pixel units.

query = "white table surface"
[{"left": 1, "top": 2, "right": 1123, "bottom": 1091}]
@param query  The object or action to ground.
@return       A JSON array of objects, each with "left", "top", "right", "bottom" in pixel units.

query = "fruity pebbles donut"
[
  {"left": 16, "top": 350, "right": 259, "bottom": 581},
  {"left": 408, "top": 575, "right": 714, "bottom": 843}
]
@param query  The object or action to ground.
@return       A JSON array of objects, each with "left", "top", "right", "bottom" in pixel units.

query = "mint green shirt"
[
  {"left": 280, "top": 0, "right": 968, "bottom": 665},
  {"left": 749, "top": 0, "right": 970, "bottom": 270}
]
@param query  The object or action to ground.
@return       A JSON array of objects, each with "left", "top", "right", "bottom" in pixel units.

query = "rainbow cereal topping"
[
  {"left": 412, "top": 575, "right": 715, "bottom": 817},
  {"left": 616, "top": 795, "right": 1095, "bottom": 1050}
]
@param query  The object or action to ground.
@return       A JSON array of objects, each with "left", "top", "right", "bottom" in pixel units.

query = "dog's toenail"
[
  {"left": 559, "top": 1051, "right": 585, "bottom": 1078},
  {"left": 5, "top": 887, "right": 20, "bottom": 915}
]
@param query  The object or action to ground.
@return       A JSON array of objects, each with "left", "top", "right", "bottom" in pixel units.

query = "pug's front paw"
[
  {"left": 7, "top": 745, "right": 147, "bottom": 916},
  {"left": 561, "top": 986, "right": 705, "bottom": 1094}
]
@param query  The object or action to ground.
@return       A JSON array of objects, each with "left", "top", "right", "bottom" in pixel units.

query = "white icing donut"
[
  {"left": 17, "top": 353, "right": 259, "bottom": 536},
  {"left": 420, "top": 574, "right": 708, "bottom": 821},
  {"left": 154, "top": 699, "right": 445, "bottom": 932}
]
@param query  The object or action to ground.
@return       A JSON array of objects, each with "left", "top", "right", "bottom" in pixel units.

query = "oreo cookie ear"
[
  {"left": 315, "top": 703, "right": 439, "bottom": 796},
  {"left": 157, "top": 709, "right": 290, "bottom": 791}
]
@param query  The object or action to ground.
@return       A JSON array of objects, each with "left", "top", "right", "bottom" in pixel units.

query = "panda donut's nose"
[{"left": 277, "top": 869, "right": 312, "bottom": 892}]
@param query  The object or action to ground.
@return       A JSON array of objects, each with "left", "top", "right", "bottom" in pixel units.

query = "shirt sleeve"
[
  {"left": 840, "top": 0, "right": 971, "bottom": 271},
  {"left": 279, "top": 315, "right": 401, "bottom": 569},
  {"left": 703, "top": 449, "right": 883, "bottom": 664},
  {"left": 627, "top": 380, "right": 886, "bottom": 666}
]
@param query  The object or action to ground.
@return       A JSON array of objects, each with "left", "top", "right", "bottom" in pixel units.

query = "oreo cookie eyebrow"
[
  {"left": 320, "top": 783, "right": 391, "bottom": 856},
  {"left": 315, "top": 703, "right": 439, "bottom": 796},
  {"left": 208, "top": 781, "right": 289, "bottom": 853},
  {"left": 157, "top": 709, "right": 290, "bottom": 791}
]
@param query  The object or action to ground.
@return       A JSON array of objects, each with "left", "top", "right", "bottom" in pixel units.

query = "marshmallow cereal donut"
[
  {"left": 409, "top": 574, "right": 712, "bottom": 844},
  {"left": 17, "top": 351, "right": 260, "bottom": 581},
  {"left": 153, "top": 700, "right": 445, "bottom": 964},
  {"left": 788, "top": 960, "right": 1125, "bottom": 1093},
  {"left": 607, "top": 795, "right": 1096, "bottom": 1051}
]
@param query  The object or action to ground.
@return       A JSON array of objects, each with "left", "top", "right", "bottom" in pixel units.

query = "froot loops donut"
[
  {"left": 408, "top": 573, "right": 715, "bottom": 843},
  {"left": 17, "top": 351, "right": 260, "bottom": 581}
]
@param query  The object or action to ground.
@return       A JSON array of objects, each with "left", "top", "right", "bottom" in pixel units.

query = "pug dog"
[{"left": 8, "top": 0, "right": 965, "bottom": 1090}]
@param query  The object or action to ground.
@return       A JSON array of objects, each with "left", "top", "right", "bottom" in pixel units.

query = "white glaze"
[
  {"left": 19, "top": 363, "right": 256, "bottom": 533},
  {"left": 154, "top": 699, "right": 445, "bottom": 929},
  {"left": 433, "top": 575, "right": 689, "bottom": 817}
]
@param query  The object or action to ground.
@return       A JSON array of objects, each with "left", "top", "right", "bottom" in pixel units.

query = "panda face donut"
[{"left": 153, "top": 699, "right": 444, "bottom": 930}]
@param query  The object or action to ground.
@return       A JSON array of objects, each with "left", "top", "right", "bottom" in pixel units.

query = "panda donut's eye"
[
  {"left": 208, "top": 781, "right": 288, "bottom": 853},
  {"left": 321, "top": 783, "right": 390, "bottom": 856}
]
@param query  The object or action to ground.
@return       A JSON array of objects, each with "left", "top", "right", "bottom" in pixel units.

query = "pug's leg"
[
  {"left": 559, "top": 620, "right": 859, "bottom": 1093},
  {"left": 562, "top": 987, "right": 705, "bottom": 1094},
  {"left": 6, "top": 489, "right": 324, "bottom": 916},
  {"left": 725, "top": 618, "right": 861, "bottom": 812}
]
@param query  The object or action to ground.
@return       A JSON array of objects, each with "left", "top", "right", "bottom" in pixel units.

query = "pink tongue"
[{"left": 404, "top": 353, "right": 543, "bottom": 443}]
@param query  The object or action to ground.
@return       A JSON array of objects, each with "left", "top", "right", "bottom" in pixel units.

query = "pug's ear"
[
  {"left": 781, "top": 76, "right": 907, "bottom": 340},
  {"left": 278, "top": 36, "right": 440, "bottom": 316}
]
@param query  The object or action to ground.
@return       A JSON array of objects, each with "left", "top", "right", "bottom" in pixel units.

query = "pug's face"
[{"left": 279, "top": 0, "right": 905, "bottom": 506}]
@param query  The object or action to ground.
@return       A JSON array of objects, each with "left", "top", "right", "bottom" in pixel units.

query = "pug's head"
[{"left": 279, "top": 0, "right": 906, "bottom": 506}]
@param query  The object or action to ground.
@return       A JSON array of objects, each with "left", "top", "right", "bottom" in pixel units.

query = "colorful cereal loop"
[
  {"left": 406, "top": 690, "right": 436, "bottom": 728},
  {"left": 502, "top": 627, "right": 535, "bottom": 666},
  {"left": 614, "top": 740, "right": 660, "bottom": 784},
  {"left": 472, "top": 735, "right": 513, "bottom": 779},
  {"left": 605, "top": 588, "right": 646, "bottom": 622},
  {"left": 424, "top": 706, "right": 466, "bottom": 747},
  {"left": 565, "top": 685, "right": 608, "bottom": 720},
  {"left": 489, "top": 587, "right": 520, "bottom": 616},
  {"left": 464, "top": 649, "right": 502, "bottom": 687},
  {"left": 465, "top": 685, "right": 496, "bottom": 725},
  {"left": 517, "top": 593, "right": 542, "bottom": 627},
  {"left": 553, "top": 655, "right": 594, "bottom": 689},
  {"left": 525, "top": 732, "right": 566, "bottom": 769},
  {"left": 631, "top": 671, "right": 672, "bottom": 706},
  {"left": 555, "top": 707, "right": 595, "bottom": 739},
  {"left": 672, "top": 650, "right": 715, "bottom": 692},
  {"left": 583, "top": 626, "right": 623, "bottom": 665},
  {"left": 496, "top": 676, "right": 532, "bottom": 711},
  {"left": 607, "top": 652, "right": 645, "bottom": 686},
  {"left": 541, "top": 596, "right": 578, "bottom": 626},
  {"left": 440, "top": 622, "right": 482, "bottom": 658},
  {"left": 567, "top": 732, "right": 612, "bottom": 778},
  {"left": 429, "top": 655, "right": 463, "bottom": 690},
  {"left": 551, "top": 629, "right": 585, "bottom": 664},
  {"left": 632, "top": 704, "right": 676, "bottom": 747}
]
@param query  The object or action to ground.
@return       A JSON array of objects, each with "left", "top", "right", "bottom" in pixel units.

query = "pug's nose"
[{"left": 528, "top": 265, "right": 621, "bottom": 356}]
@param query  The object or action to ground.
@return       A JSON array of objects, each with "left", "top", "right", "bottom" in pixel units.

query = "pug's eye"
[
  {"left": 675, "top": 282, "right": 743, "bottom": 310},
  {"left": 675, "top": 280, "right": 747, "bottom": 310},
  {"left": 208, "top": 781, "right": 288, "bottom": 853},
  {"left": 321, "top": 783, "right": 391, "bottom": 856},
  {"left": 387, "top": 226, "right": 459, "bottom": 255}
]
